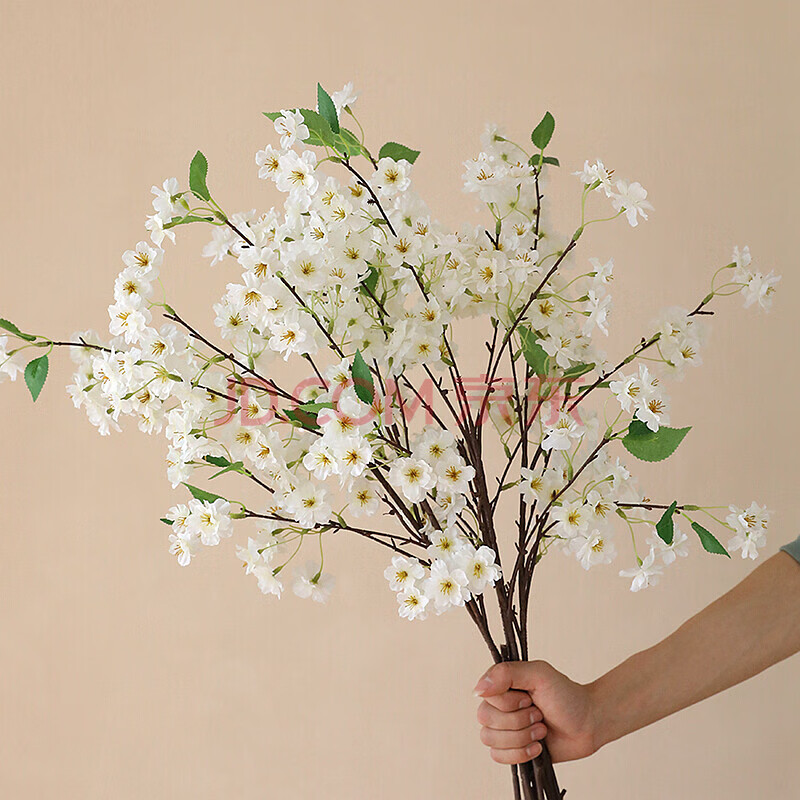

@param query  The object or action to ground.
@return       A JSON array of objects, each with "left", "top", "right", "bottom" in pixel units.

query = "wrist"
[{"left": 584, "top": 676, "right": 610, "bottom": 755}]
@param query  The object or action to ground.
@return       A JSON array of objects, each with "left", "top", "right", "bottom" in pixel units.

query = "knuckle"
[
  {"left": 532, "top": 723, "right": 547, "bottom": 740},
  {"left": 476, "top": 702, "right": 492, "bottom": 726},
  {"left": 490, "top": 663, "right": 510, "bottom": 685}
]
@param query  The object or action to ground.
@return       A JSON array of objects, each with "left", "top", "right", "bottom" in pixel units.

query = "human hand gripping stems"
[
  {"left": 475, "top": 548, "right": 800, "bottom": 774},
  {"left": 0, "top": 82, "right": 783, "bottom": 798}
]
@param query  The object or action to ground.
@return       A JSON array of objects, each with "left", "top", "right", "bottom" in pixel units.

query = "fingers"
[
  {"left": 490, "top": 741, "right": 543, "bottom": 765},
  {"left": 474, "top": 661, "right": 543, "bottom": 698},
  {"left": 482, "top": 689, "right": 533, "bottom": 713},
  {"left": 477, "top": 700, "right": 543, "bottom": 730},
  {"left": 477, "top": 696, "right": 547, "bottom": 765},
  {"left": 481, "top": 722, "right": 547, "bottom": 750}
]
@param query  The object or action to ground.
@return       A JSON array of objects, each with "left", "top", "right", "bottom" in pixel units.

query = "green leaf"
[
  {"left": 359, "top": 265, "right": 379, "bottom": 297},
  {"left": 203, "top": 455, "right": 232, "bottom": 468},
  {"left": 24, "top": 354, "right": 48, "bottom": 402},
  {"left": 621, "top": 420, "right": 691, "bottom": 463},
  {"left": 298, "top": 109, "right": 335, "bottom": 147},
  {"left": 561, "top": 362, "right": 594, "bottom": 382},
  {"left": 0, "top": 318, "right": 36, "bottom": 342},
  {"left": 691, "top": 521, "right": 730, "bottom": 557},
  {"left": 163, "top": 214, "right": 215, "bottom": 229},
  {"left": 210, "top": 461, "right": 245, "bottom": 479},
  {"left": 531, "top": 112, "right": 556, "bottom": 150},
  {"left": 334, "top": 127, "right": 364, "bottom": 157},
  {"left": 201, "top": 453, "right": 246, "bottom": 479},
  {"left": 578, "top": 379, "right": 610, "bottom": 392},
  {"left": 160, "top": 517, "right": 174, "bottom": 526},
  {"left": 351, "top": 350, "right": 374, "bottom": 404},
  {"left": 527, "top": 154, "right": 560, "bottom": 168},
  {"left": 378, "top": 142, "right": 420, "bottom": 164},
  {"left": 655, "top": 500, "right": 678, "bottom": 546},
  {"left": 262, "top": 111, "right": 282, "bottom": 121},
  {"left": 189, "top": 150, "right": 211, "bottom": 202},
  {"left": 285, "top": 401, "right": 335, "bottom": 430},
  {"left": 183, "top": 482, "right": 225, "bottom": 503},
  {"left": 317, "top": 83, "right": 339, "bottom": 134},
  {"left": 519, "top": 326, "right": 550, "bottom": 378}
]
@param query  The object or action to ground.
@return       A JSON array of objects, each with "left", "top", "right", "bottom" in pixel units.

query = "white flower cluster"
[
  {"left": 3, "top": 83, "right": 761, "bottom": 613},
  {"left": 732, "top": 246, "right": 781, "bottom": 312},
  {"left": 384, "top": 529, "right": 501, "bottom": 620}
]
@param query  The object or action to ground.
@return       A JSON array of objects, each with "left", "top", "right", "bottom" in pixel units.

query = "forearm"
[{"left": 589, "top": 551, "right": 800, "bottom": 750}]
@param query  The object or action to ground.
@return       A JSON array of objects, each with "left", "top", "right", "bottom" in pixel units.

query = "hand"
[{"left": 473, "top": 660, "right": 597, "bottom": 765}]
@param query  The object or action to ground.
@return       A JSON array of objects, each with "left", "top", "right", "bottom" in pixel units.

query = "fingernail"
[
  {"left": 527, "top": 743, "right": 541, "bottom": 757},
  {"left": 472, "top": 675, "right": 493, "bottom": 696},
  {"left": 529, "top": 710, "right": 537, "bottom": 724},
  {"left": 518, "top": 696, "right": 531, "bottom": 709}
]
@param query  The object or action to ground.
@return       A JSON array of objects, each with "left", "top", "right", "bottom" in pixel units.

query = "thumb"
[{"left": 473, "top": 661, "right": 535, "bottom": 698}]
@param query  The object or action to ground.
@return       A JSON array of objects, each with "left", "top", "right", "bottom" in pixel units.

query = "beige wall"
[{"left": 0, "top": 1, "right": 797, "bottom": 798}]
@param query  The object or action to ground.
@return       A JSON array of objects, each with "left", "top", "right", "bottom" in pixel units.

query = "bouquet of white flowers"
[{"left": 0, "top": 82, "right": 780, "bottom": 798}]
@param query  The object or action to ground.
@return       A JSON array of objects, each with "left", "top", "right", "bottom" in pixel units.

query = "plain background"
[{"left": 1, "top": 1, "right": 798, "bottom": 798}]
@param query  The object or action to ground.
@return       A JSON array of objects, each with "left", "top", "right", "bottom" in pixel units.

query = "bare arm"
[
  {"left": 589, "top": 550, "right": 800, "bottom": 749},
  {"left": 474, "top": 551, "right": 800, "bottom": 764}
]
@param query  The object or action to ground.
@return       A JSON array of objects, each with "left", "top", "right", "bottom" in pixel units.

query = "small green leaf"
[
  {"left": 519, "top": 326, "right": 550, "bottom": 378},
  {"left": 24, "top": 354, "right": 48, "bottom": 402},
  {"left": 378, "top": 142, "right": 420, "bottom": 164},
  {"left": 359, "top": 265, "right": 379, "bottom": 298},
  {"left": 317, "top": 83, "right": 339, "bottom": 134},
  {"left": 531, "top": 112, "right": 555, "bottom": 150},
  {"left": 691, "top": 521, "right": 730, "bottom": 557},
  {"left": 183, "top": 483, "right": 225, "bottom": 503},
  {"left": 334, "top": 127, "right": 364, "bottom": 157},
  {"left": 561, "top": 362, "right": 594, "bottom": 382},
  {"left": 163, "top": 214, "right": 215, "bottom": 229},
  {"left": 578, "top": 379, "right": 610, "bottom": 392},
  {"left": 655, "top": 500, "right": 678, "bottom": 545},
  {"left": 298, "top": 109, "right": 335, "bottom": 147},
  {"left": 189, "top": 150, "right": 211, "bottom": 202},
  {"left": 203, "top": 455, "right": 232, "bottom": 469},
  {"left": 285, "top": 401, "right": 335, "bottom": 430},
  {"left": 527, "top": 154, "right": 560, "bottom": 168},
  {"left": 0, "top": 318, "right": 36, "bottom": 342},
  {"left": 351, "top": 350, "right": 374, "bottom": 404},
  {"left": 202, "top": 454, "right": 246, "bottom": 478},
  {"left": 160, "top": 517, "right": 174, "bottom": 526},
  {"left": 210, "top": 460, "right": 245, "bottom": 480},
  {"left": 262, "top": 111, "right": 282, "bottom": 121},
  {"left": 622, "top": 420, "right": 691, "bottom": 463}
]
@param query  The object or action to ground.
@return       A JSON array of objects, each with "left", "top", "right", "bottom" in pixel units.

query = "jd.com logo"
[{"left": 216, "top": 374, "right": 587, "bottom": 429}]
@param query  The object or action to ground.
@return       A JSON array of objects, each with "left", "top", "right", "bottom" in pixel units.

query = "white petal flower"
[
  {"left": 389, "top": 457, "right": 436, "bottom": 503},
  {"left": 570, "top": 530, "right": 617, "bottom": 570},
  {"left": 541, "top": 412, "right": 583, "bottom": 451},
  {"left": 726, "top": 502, "right": 770, "bottom": 559},
  {"left": 292, "top": 561, "right": 334, "bottom": 603},
  {"left": 610, "top": 180, "right": 653, "bottom": 227},
  {"left": 741, "top": 272, "right": 780, "bottom": 312},
  {"left": 458, "top": 545, "right": 501, "bottom": 594},
  {"left": 186, "top": 498, "right": 233, "bottom": 547},
  {"left": 274, "top": 109, "right": 309, "bottom": 149},
  {"left": 384, "top": 556, "right": 425, "bottom": 592},
  {"left": 619, "top": 546, "right": 663, "bottom": 592},
  {"left": 373, "top": 157, "right": 412, "bottom": 197},
  {"left": 330, "top": 82, "right": 358, "bottom": 114},
  {"left": 396, "top": 585, "right": 429, "bottom": 620},
  {"left": 424, "top": 559, "right": 470, "bottom": 613}
]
